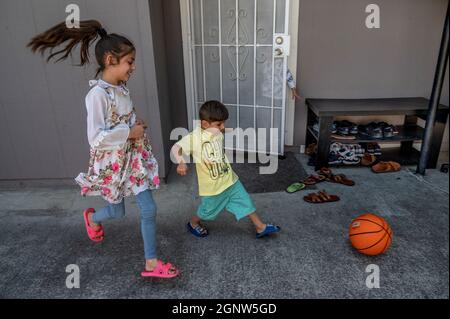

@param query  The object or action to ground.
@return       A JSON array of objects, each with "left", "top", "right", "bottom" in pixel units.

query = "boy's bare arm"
[{"left": 171, "top": 144, "right": 188, "bottom": 176}]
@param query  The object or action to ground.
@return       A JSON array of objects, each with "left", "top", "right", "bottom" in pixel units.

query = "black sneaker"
[
  {"left": 336, "top": 120, "right": 358, "bottom": 136},
  {"left": 328, "top": 152, "right": 343, "bottom": 165},
  {"left": 367, "top": 143, "right": 382, "bottom": 156},
  {"left": 377, "top": 122, "right": 397, "bottom": 138},
  {"left": 342, "top": 151, "right": 361, "bottom": 165},
  {"left": 359, "top": 123, "right": 383, "bottom": 139},
  {"left": 331, "top": 122, "right": 338, "bottom": 134}
]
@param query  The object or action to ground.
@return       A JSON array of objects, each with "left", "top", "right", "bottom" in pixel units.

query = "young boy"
[{"left": 172, "top": 100, "right": 281, "bottom": 238}]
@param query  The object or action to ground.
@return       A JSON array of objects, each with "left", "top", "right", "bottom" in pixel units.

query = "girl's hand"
[
  {"left": 177, "top": 163, "right": 188, "bottom": 176},
  {"left": 129, "top": 124, "right": 145, "bottom": 140}
]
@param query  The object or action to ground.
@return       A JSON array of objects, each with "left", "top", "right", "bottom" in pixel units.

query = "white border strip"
[{"left": 270, "top": 0, "right": 276, "bottom": 153}]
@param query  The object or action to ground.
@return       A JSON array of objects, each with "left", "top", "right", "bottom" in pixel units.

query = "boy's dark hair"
[
  {"left": 28, "top": 20, "right": 135, "bottom": 77},
  {"left": 199, "top": 100, "right": 229, "bottom": 122}
]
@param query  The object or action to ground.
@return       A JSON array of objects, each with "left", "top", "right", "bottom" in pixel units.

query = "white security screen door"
[{"left": 184, "top": 0, "right": 290, "bottom": 155}]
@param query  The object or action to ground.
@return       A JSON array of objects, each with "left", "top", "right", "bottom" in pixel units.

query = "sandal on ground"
[
  {"left": 316, "top": 167, "right": 333, "bottom": 179},
  {"left": 372, "top": 161, "right": 401, "bottom": 173},
  {"left": 317, "top": 167, "right": 355, "bottom": 186},
  {"left": 187, "top": 222, "right": 209, "bottom": 237},
  {"left": 286, "top": 182, "right": 306, "bottom": 193},
  {"left": 327, "top": 173, "right": 356, "bottom": 186},
  {"left": 83, "top": 208, "right": 104, "bottom": 242},
  {"left": 361, "top": 153, "right": 377, "bottom": 167},
  {"left": 302, "top": 175, "right": 326, "bottom": 185},
  {"left": 304, "top": 191, "right": 340, "bottom": 204},
  {"left": 141, "top": 260, "right": 179, "bottom": 278},
  {"left": 256, "top": 224, "right": 281, "bottom": 238}
]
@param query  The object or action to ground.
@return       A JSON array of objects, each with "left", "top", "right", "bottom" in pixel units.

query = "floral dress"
[{"left": 75, "top": 79, "right": 160, "bottom": 204}]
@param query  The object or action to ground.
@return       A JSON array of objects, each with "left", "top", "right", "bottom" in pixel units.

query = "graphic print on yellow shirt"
[
  {"left": 202, "top": 140, "right": 231, "bottom": 180},
  {"left": 176, "top": 127, "right": 238, "bottom": 196}
]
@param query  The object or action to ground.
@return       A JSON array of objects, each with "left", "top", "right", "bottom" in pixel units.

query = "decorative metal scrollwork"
[
  {"left": 209, "top": 48, "right": 220, "bottom": 63},
  {"left": 226, "top": 46, "right": 249, "bottom": 81},
  {"left": 208, "top": 27, "right": 218, "bottom": 41},
  {"left": 226, "top": 9, "right": 250, "bottom": 44},
  {"left": 256, "top": 52, "right": 267, "bottom": 64},
  {"left": 256, "top": 27, "right": 269, "bottom": 43}
]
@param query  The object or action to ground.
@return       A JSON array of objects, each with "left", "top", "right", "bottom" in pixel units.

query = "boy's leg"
[
  {"left": 226, "top": 181, "right": 280, "bottom": 237},
  {"left": 188, "top": 215, "right": 209, "bottom": 236},
  {"left": 247, "top": 212, "right": 266, "bottom": 234},
  {"left": 190, "top": 215, "right": 202, "bottom": 227},
  {"left": 188, "top": 194, "right": 228, "bottom": 237}
]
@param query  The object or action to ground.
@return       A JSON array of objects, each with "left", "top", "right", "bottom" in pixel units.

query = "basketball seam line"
[
  {"left": 349, "top": 230, "right": 383, "bottom": 237},
  {"left": 352, "top": 218, "right": 393, "bottom": 241},
  {"left": 358, "top": 228, "right": 390, "bottom": 251},
  {"left": 352, "top": 216, "right": 393, "bottom": 252}
]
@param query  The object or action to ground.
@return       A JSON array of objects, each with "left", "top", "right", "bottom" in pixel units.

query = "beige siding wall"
[{"left": 0, "top": 0, "right": 168, "bottom": 179}]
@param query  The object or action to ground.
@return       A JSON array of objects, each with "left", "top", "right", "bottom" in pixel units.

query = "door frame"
[{"left": 180, "top": 0, "right": 299, "bottom": 146}]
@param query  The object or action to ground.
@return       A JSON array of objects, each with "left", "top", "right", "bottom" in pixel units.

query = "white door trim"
[
  {"left": 285, "top": 0, "right": 299, "bottom": 146},
  {"left": 180, "top": 0, "right": 195, "bottom": 131},
  {"left": 180, "top": 0, "right": 299, "bottom": 142}
]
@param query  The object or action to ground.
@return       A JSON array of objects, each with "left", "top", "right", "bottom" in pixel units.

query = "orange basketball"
[{"left": 349, "top": 213, "right": 393, "bottom": 256}]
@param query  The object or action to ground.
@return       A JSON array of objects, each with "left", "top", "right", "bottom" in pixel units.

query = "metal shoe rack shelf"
[{"left": 305, "top": 98, "right": 449, "bottom": 170}]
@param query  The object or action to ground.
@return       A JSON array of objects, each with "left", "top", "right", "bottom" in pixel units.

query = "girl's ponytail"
[
  {"left": 28, "top": 20, "right": 105, "bottom": 66},
  {"left": 29, "top": 20, "right": 135, "bottom": 77}
]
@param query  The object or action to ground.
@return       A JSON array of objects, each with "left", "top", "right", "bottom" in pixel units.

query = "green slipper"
[{"left": 286, "top": 182, "right": 306, "bottom": 194}]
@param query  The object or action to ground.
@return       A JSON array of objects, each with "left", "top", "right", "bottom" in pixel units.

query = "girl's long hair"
[{"left": 28, "top": 20, "right": 135, "bottom": 77}]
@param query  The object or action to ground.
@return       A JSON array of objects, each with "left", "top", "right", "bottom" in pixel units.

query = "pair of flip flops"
[{"left": 83, "top": 208, "right": 178, "bottom": 279}]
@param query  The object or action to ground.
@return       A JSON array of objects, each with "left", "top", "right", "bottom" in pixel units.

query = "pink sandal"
[
  {"left": 83, "top": 208, "right": 104, "bottom": 242},
  {"left": 141, "top": 260, "right": 179, "bottom": 278}
]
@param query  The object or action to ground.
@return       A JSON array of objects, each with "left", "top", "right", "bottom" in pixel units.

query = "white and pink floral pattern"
[{"left": 75, "top": 80, "right": 159, "bottom": 204}]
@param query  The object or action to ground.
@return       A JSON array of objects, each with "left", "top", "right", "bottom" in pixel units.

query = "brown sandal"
[
  {"left": 302, "top": 174, "right": 327, "bottom": 185},
  {"left": 317, "top": 167, "right": 355, "bottom": 186},
  {"left": 372, "top": 161, "right": 401, "bottom": 173},
  {"left": 304, "top": 190, "right": 340, "bottom": 204},
  {"left": 327, "top": 174, "right": 355, "bottom": 186},
  {"left": 316, "top": 167, "right": 333, "bottom": 178},
  {"left": 361, "top": 153, "right": 377, "bottom": 167}
]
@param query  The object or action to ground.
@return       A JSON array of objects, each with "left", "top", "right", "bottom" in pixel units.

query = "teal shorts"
[{"left": 197, "top": 180, "right": 256, "bottom": 221}]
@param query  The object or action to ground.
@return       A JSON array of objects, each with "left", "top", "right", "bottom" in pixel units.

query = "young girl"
[{"left": 28, "top": 20, "right": 178, "bottom": 278}]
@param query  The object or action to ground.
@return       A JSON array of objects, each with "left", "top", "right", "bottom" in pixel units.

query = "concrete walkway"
[{"left": 0, "top": 155, "right": 448, "bottom": 299}]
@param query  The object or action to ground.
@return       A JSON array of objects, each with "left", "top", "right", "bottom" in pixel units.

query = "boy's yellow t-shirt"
[{"left": 176, "top": 127, "right": 238, "bottom": 196}]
